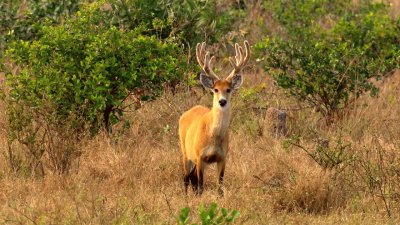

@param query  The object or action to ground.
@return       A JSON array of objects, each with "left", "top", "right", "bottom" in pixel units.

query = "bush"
[
  {"left": 106, "top": 0, "right": 244, "bottom": 48},
  {"left": 357, "top": 137, "right": 400, "bottom": 217},
  {"left": 5, "top": 2, "right": 184, "bottom": 132},
  {"left": 255, "top": 0, "right": 400, "bottom": 122},
  {"left": 178, "top": 202, "right": 239, "bottom": 225},
  {"left": 0, "top": 0, "right": 82, "bottom": 55},
  {"left": 2, "top": 2, "right": 185, "bottom": 174},
  {"left": 6, "top": 103, "right": 84, "bottom": 176}
]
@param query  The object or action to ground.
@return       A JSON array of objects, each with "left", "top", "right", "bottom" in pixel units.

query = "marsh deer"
[{"left": 179, "top": 41, "right": 250, "bottom": 195}]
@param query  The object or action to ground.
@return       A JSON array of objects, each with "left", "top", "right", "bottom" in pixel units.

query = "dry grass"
[
  {"left": 1, "top": 1, "right": 400, "bottom": 224},
  {"left": 1, "top": 70, "right": 400, "bottom": 224}
]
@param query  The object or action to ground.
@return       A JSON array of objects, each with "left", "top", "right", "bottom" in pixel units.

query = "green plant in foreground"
[{"left": 178, "top": 202, "right": 239, "bottom": 225}]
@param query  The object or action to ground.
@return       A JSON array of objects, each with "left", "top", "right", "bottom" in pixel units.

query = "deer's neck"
[{"left": 209, "top": 106, "right": 231, "bottom": 138}]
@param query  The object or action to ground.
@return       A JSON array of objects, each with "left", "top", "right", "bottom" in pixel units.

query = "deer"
[{"left": 178, "top": 40, "right": 250, "bottom": 196}]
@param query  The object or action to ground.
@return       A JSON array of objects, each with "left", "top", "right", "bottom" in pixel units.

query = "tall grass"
[{"left": 0, "top": 70, "right": 400, "bottom": 224}]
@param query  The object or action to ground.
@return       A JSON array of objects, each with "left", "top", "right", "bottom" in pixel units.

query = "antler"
[
  {"left": 226, "top": 40, "right": 250, "bottom": 80},
  {"left": 196, "top": 42, "right": 220, "bottom": 80}
]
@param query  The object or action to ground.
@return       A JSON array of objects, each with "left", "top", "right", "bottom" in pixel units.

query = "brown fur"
[
  {"left": 179, "top": 80, "right": 233, "bottom": 195},
  {"left": 180, "top": 41, "right": 250, "bottom": 195}
]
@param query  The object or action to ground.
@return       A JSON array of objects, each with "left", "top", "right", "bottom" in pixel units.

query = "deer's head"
[{"left": 196, "top": 41, "right": 250, "bottom": 109}]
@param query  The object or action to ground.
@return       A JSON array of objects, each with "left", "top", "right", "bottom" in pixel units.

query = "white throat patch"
[{"left": 210, "top": 107, "right": 230, "bottom": 137}]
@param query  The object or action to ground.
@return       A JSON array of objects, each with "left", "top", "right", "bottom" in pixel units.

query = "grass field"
[
  {"left": 1, "top": 0, "right": 400, "bottom": 224},
  {"left": 1, "top": 69, "right": 400, "bottom": 224}
]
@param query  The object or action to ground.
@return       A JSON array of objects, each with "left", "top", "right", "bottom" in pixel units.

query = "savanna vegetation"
[{"left": 0, "top": 0, "right": 400, "bottom": 224}]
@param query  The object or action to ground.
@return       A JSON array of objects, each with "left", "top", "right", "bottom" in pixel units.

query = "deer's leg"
[
  {"left": 184, "top": 159, "right": 197, "bottom": 194},
  {"left": 183, "top": 157, "right": 189, "bottom": 194},
  {"left": 196, "top": 159, "right": 204, "bottom": 195},
  {"left": 180, "top": 131, "right": 189, "bottom": 195},
  {"left": 189, "top": 164, "right": 198, "bottom": 192},
  {"left": 217, "top": 160, "right": 226, "bottom": 196}
]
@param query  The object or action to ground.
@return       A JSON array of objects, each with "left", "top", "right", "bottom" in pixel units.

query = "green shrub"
[
  {"left": 106, "top": 0, "right": 244, "bottom": 48},
  {"left": 2, "top": 2, "right": 185, "bottom": 174},
  {"left": 5, "top": 2, "right": 184, "bottom": 133},
  {"left": 178, "top": 202, "right": 239, "bottom": 225},
  {"left": 255, "top": 0, "right": 400, "bottom": 122},
  {"left": 0, "top": 0, "right": 82, "bottom": 55}
]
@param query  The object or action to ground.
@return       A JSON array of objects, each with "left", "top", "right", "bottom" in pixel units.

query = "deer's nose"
[{"left": 219, "top": 99, "right": 227, "bottom": 107}]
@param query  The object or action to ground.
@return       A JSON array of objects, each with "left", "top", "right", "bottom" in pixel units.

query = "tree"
[
  {"left": 255, "top": 0, "right": 400, "bottom": 122},
  {"left": 5, "top": 2, "right": 184, "bottom": 133}
]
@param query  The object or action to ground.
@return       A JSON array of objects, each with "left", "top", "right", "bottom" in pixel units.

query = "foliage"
[
  {"left": 262, "top": 0, "right": 348, "bottom": 38},
  {"left": 2, "top": 2, "right": 184, "bottom": 174},
  {"left": 106, "top": 0, "right": 244, "bottom": 48},
  {"left": 0, "top": 0, "right": 82, "bottom": 55},
  {"left": 357, "top": 137, "right": 400, "bottom": 218},
  {"left": 255, "top": 0, "right": 400, "bottom": 121},
  {"left": 6, "top": 104, "right": 84, "bottom": 176},
  {"left": 284, "top": 133, "right": 353, "bottom": 170},
  {"left": 5, "top": 2, "right": 184, "bottom": 133},
  {"left": 178, "top": 202, "right": 239, "bottom": 225}
]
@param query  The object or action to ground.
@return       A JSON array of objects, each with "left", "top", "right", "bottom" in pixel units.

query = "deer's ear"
[
  {"left": 200, "top": 73, "right": 214, "bottom": 90},
  {"left": 230, "top": 74, "right": 243, "bottom": 89}
]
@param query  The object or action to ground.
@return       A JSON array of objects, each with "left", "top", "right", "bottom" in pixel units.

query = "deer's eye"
[
  {"left": 227, "top": 89, "right": 231, "bottom": 93},
  {"left": 214, "top": 89, "right": 218, "bottom": 93}
]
